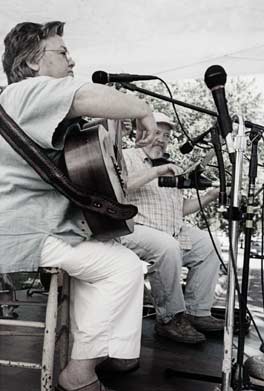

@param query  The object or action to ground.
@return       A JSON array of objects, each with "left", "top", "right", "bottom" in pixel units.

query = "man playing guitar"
[{"left": 0, "top": 21, "right": 157, "bottom": 391}]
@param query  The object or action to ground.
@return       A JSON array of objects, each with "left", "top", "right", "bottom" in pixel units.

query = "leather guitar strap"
[{"left": 0, "top": 104, "right": 137, "bottom": 220}]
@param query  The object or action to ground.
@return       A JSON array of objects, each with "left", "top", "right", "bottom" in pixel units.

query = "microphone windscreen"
[
  {"left": 204, "top": 65, "right": 227, "bottom": 89},
  {"left": 92, "top": 71, "right": 108, "bottom": 84},
  {"left": 179, "top": 141, "right": 193, "bottom": 154}
]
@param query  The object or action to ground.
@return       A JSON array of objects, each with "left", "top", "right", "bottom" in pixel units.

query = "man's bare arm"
[
  {"left": 68, "top": 83, "right": 156, "bottom": 146},
  {"left": 183, "top": 188, "right": 219, "bottom": 216}
]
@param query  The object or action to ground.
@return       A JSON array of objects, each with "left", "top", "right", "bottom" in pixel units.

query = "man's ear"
[{"left": 26, "top": 61, "right": 40, "bottom": 72}]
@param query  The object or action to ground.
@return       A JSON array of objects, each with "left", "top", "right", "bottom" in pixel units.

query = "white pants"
[{"left": 40, "top": 236, "right": 144, "bottom": 360}]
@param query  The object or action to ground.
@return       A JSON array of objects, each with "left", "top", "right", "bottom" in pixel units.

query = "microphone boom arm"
[
  {"left": 121, "top": 82, "right": 216, "bottom": 117},
  {"left": 120, "top": 82, "right": 264, "bottom": 132}
]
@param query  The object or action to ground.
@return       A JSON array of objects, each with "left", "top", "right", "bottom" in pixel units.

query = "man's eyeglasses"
[{"left": 43, "top": 49, "right": 71, "bottom": 62}]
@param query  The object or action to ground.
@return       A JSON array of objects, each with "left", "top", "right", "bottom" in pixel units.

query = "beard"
[{"left": 144, "top": 144, "right": 165, "bottom": 159}]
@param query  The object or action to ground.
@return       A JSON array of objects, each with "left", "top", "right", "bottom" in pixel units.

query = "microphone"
[
  {"left": 151, "top": 148, "right": 216, "bottom": 190},
  {"left": 204, "top": 65, "right": 235, "bottom": 161},
  {"left": 92, "top": 70, "right": 158, "bottom": 84},
  {"left": 152, "top": 148, "right": 215, "bottom": 175},
  {"left": 179, "top": 128, "right": 212, "bottom": 154},
  {"left": 158, "top": 173, "right": 215, "bottom": 190}
]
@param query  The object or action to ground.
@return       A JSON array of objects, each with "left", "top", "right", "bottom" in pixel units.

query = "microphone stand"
[
  {"left": 234, "top": 125, "right": 264, "bottom": 391},
  {"left": 120, "top": 81, "right": 264, "bottom": 389},
  {"left": 221, "top": 116, "right": 247, "bottom": 391},
  {"left": 164, "top": 116, "right": 246, "bottom": 391}
]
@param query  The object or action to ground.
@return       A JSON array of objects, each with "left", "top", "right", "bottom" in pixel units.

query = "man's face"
[
  {"left": 36, "top": 35, "right": 75, "bottom": 78},
  {"left": 145, "top": 122, "right": 171, "bottom": 157}
]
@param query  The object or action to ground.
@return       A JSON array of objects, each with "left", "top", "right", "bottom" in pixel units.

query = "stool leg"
[
  {"left": 58, "top": 272, "right": 70, "bottom": 371},
  {"left": 41, "top": 272, "right": 58, "bottom": 391}
]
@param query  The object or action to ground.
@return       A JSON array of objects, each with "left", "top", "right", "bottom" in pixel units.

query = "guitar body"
[{"left": 64, "top": 121, "right": 134, "bottom": 240}]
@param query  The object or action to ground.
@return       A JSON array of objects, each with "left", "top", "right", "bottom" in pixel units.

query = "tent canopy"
[{"left": 1, "top": 0, "right": 264, "bottom": 85}]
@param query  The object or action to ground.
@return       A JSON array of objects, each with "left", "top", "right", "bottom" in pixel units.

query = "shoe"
[
  {"left": 55, "top": 379, "right": 115, "bottom": 390},
  {"left": 96, "top": 357, "right": 140, "bottom": 374},
  {"left": 244, "top": 355, "right": 264, "bottom": 386},
  {"left": 185, "top": 314, "right": 225, "bottom": 333},
  {"left": 155, "top": 313, "right": 206, "bottom": 344}
]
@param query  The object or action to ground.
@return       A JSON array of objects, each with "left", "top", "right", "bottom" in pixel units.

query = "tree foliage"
[{"left": 123, "top": 76, "right": 264, "bottom": 233}]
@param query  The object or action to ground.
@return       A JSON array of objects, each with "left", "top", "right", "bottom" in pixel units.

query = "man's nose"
[
  {"left": 67, "top": 54, "right": 75, "bottom": 68},
  {"left": 156, "top": 135, "right": 165, "bottom": 143}
]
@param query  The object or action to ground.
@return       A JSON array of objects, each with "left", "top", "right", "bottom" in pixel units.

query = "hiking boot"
[
  {"left": 185, "top": 314, "right": 225, "bottom": 333},
  {"left": 155, "top": 313, "right": 206, "bottom": 344}
]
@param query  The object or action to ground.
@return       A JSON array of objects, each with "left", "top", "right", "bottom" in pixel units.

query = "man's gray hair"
[{"left": 2, "top": 21, "right": 65, "bottom": 84}]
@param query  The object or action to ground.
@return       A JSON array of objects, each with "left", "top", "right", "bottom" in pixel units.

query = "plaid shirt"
[{"left": 123, "top": 148, "right": 192, "bottom": 249}]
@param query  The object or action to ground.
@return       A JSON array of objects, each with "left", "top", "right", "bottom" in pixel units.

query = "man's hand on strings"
[{"left": 135, "top": 111, "right": 157, "bottom": 147}]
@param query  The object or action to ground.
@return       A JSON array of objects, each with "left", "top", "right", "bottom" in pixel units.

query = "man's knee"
[
  {"left": 203, "top": 235, "right": 222, "bottom": 271},
  {"left": 119, "top": 251, "right": 144, "bottom": 294},
  {"left": 205, "top": 234, "right": 222, "bottom": 260},
  {"left": 153, "top": 233, "right": 180, "bottom": 258},
  {"left": 197, "top": 230, "right": 221, "bottom": 254},
  {"left": 121, "top": 248, "right": 144, "bottom": 278},
  {"left": 148, "top": 239, "right": 181, "bottom": 274}
]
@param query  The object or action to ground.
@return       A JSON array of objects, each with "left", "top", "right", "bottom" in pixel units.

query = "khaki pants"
[{"left": 121, "top": 224, "right": 221, "bottom": 323}]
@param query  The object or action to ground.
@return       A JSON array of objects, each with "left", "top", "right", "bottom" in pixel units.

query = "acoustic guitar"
[{"left": 63, "top": 119, "right": 135, "bottom": 240}]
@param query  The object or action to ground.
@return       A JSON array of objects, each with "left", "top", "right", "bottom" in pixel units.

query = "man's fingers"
[
  {"left": 135, "top": 116, "right": 157, "bottom": 146},
  {"left": 135, "top": 129, "right": 154, "bottom": 147}
]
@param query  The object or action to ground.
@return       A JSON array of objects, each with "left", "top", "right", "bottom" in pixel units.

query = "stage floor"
[{"left": 0, "top": 252, "right": 264, "bottom": 391}]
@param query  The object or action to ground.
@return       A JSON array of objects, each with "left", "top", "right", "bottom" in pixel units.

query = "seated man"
[
  {"left": 0, "top": 21, "right": 157, "bottom": 391},
  {"left": 121, "top": 111, "right": 224, "bottom": 344}
]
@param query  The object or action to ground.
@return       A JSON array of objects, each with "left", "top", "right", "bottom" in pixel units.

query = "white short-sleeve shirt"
[{"left": 0, "top": 76, "right": 92, "bottom": 273}]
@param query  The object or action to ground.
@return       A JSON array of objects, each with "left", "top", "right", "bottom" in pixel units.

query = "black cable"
[
  {"left": 226, "top": 166, "right": 264, "bottom": 348},
  {"left": 193, "top": 169, "right": 264, "bottom": 349},
  {"left": 154, "top": 77, "right": 191, "bottom": 142},
  {"left": 261, "top": 187, "right": 264, "bottom": 311},
  {"left": 152, "top": 77, "right": 210, "bottom": 151},
  {"left": 193, "top": 171, "right": 226, "bottom": 269},
  {"left": 195, "top": 189, "right": 264, "bottom": 358},
  {"left": 123, "top": 77, "right": 264, "bottom": 348}
]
